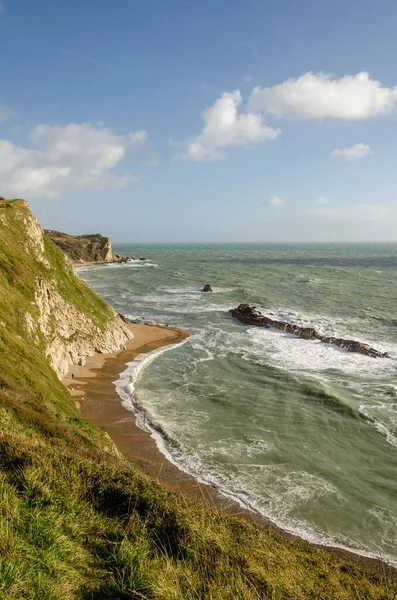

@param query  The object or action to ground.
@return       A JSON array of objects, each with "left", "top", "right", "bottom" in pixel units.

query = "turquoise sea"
[{"left": 78, "top": 244, "right": 397, "bottom": 565}]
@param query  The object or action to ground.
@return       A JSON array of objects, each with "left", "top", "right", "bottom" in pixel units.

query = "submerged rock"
[
  {"left": 229, "top": 304, "right": 388, "bottom": 359},
  {"left": 203, "top": 284, "right": 213, "bottom": 292}
]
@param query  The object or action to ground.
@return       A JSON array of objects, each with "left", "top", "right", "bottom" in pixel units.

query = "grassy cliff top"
[
  {"left": 0, "top": 199, "right": 396, "bottom": 599},
  {"left": 0, "top": 199, "right": 114, "bottom": 329}
]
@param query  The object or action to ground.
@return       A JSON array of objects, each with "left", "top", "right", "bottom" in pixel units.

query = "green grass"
[
  {"left": 0, "top": 199, "right": 396, "bottom": 599},
  {"left": 42, "top": 234, "right": 114, "bottom": 330}
]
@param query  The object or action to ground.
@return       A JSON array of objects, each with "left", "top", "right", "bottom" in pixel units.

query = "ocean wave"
[
  {"left": 108, "top": 261, "right": 159, "bottom": 268},
  {"left": 76, "top": 261, "right": 159, "bottom": 272},
  {"left": 130, "top": 294, "right": 231, "bottom": 315},
  {"left": 124, "top": 406, "right": 397, "bottom": 567},
  {"left": 114, "top": 339, "right": 189, "bottom": 430},
  {"left": 358, "top": 402, "right": 397, "bottom": 447}
]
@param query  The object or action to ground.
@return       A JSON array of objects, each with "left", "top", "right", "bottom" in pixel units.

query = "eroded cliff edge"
[
  {"left": 44, "top": 229, "right": 114, "bottom": 264},
  {"left": 0, "top": 198, "right": 132, "bottom": 378}
]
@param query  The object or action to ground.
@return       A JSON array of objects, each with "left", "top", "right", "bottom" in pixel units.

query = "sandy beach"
[
  {"left": 63, "top": 323, "right": 240, "bottom": 509},
  {"left": 63, "top": 322, "right": 397, "bottom": 579}
]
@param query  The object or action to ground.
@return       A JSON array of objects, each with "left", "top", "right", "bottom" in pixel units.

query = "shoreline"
[{"left": 63, "top": 322, "right": 397, "bottom": 580}]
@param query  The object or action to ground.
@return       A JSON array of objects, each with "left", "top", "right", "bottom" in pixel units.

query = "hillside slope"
[
  {"left": 0, "top": 200, "right": 131, "bottom": 377},
  {"left": 0, "top": 199, "right": 396, "bottom": 600},
  {"left": 44, "top": 229, "right": 114, "bottom": 264}
]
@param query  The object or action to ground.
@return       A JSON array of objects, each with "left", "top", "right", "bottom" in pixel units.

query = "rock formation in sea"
[
  {"left": 45, "top": 229, "right": 114, "bottom": 263},
  {"left": 203, "top": 284, "right": 213, "bottom": 292},
  {"left": 230, "top": 304, "right": 388, "bottom": 359}
]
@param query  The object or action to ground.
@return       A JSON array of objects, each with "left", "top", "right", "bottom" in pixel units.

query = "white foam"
[
  {"left": 113, "top": 339, "right": 189, "bottom": 429},
  {"left": 190, "top": 343, "right": 215, "bottom": 364},
  {"left": 75, "top": 266, "right": 90, "bottom": 273},
  {"left": 109, "top": 261, "right": 158, "bottom": 268},
  {"left": 76, "top": 261, "right": 158, "bottom": 273},
  {"left": 268, "top": 306, "right": 395, "bottom": 356},
  {"left": 368, "top": 507, "right": 397, "bottom": 552},
  {"left": 359, "top": 403, "right": 397, "bottom": 447},
  {"left": 133, "top": 294, "right": 231, "bottom": 315},
  {"left": 247, "top": 326, "right": 396, "bottom": 377},
  {"left": 199, "top": 437, "right": 272, "bottom": 459},
  {"left": 136, "top": 424, "right": 397, "bottom": 567}
]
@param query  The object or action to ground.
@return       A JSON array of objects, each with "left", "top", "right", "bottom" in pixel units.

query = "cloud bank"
[
  {"left": 249, "top": 72, "right": 397, "bottom": 120},
  {"left": 0, "top": 123, "right": 147, "bottom": 198}
]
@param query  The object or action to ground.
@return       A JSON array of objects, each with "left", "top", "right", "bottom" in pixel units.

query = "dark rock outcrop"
[
  {"left": 203, "top": 284, "right": 213, "bottom": 292},
  {"left": 45, "top": 230, "right": 114, "bottom": 263},
  {"left": 113, "top": 254, "right": 128, "bottom": 263},
  {"left": 229, "top": 304, "right": 388, "bottom": 359},
  {"left": 118, "top": 313, "right": 133, "bottom": 324}
]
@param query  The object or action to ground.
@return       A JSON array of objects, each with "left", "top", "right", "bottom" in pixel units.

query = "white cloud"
[
  {"left": 268, "top": 195, "right": 286, "bottom": 206},
  {"left": 249, "top": 72, "right": 397, "bottom": 119},
  {"left": 331, "top": 143, "right": 372, "bottom": 161},
  {"left": 175, "top": 90, "right": 280, "bottom": 161},
  {"left": 0, "top": 122, "right": 147, "bottom": 198},
  {"left": 315, "top": 196, "right": 329, "bottom": 204}
]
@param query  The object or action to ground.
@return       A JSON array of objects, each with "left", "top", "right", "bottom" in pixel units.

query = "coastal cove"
[
  {"left": 1, "top": 199, "right": 397, "bottom": 598},
  {"left": 77, "top": 243, "right": 397, "bottom": 568},
  {"left": 63, "top": 321, "right": 397, "bottom": 579},
  {"left": 63, "top": 323, "right": 248, "bottom": 508}
]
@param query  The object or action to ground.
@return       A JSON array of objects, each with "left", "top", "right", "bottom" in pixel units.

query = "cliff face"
[
  {"left": 0, "top": 199, "right": 132, "bottom": 379},
  {"left": 34, "top": 276, "right": 132, "bottom": 377},
  {"left": 44, "top": 229, "right": 114, "bottom": 263}
]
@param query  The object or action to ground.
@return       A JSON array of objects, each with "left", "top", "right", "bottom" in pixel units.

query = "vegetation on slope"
[{"left": 0, "top": 199, "right": 396, "bottom": 599}]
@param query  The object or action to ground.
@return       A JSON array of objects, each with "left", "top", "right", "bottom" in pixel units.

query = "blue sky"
[{"left": 1, "top": 0, "right": 397, "bottom": 241}]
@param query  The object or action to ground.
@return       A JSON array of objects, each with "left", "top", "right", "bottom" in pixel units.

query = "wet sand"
[{"left": 63, "top": 322, "right": 397, "bottom": 579}]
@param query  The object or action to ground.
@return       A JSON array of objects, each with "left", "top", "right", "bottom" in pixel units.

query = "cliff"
[
  {"left": 44, "top": 229, "right": 114, "bottom": 263},
  {"left": 0, "top": 198, "right": 395, "bottom": 599},
  {"left": 0, "top": 199, "right": 132, "bottom": 378}
]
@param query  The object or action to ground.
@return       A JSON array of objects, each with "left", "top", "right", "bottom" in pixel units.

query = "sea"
[{"left": 78, "top": 243, "right": 397, "bottom": 566}]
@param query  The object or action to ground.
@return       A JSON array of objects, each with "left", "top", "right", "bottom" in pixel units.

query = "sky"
[{"left": 1, "top": 0, "right": 397, "bottom": 242}]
